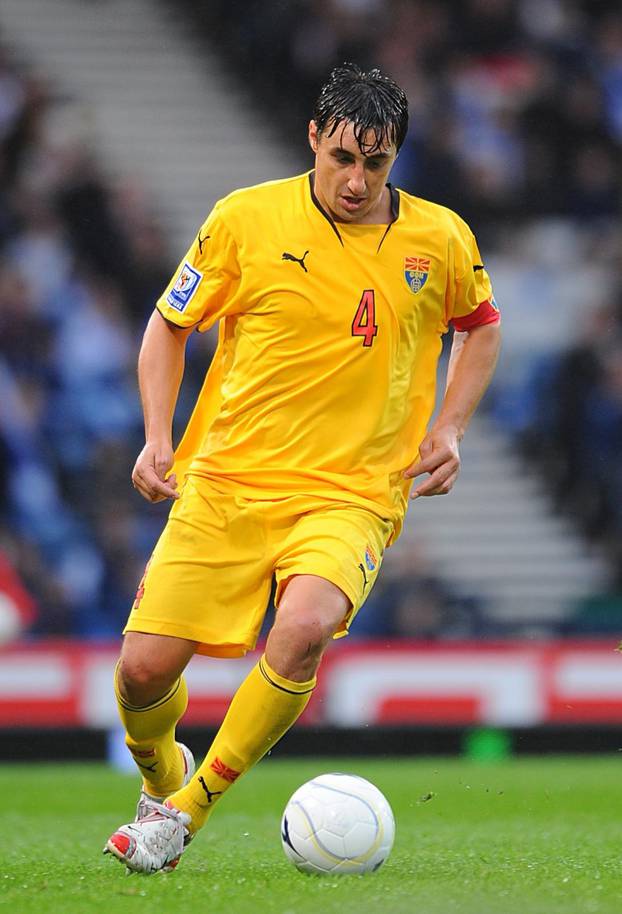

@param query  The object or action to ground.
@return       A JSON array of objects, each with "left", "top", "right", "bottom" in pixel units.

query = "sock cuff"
[
  {"left": 114, "top": 661, "right": 184, "bottom": 713},
  {"left": 258, "top": 655, "right": 316, "bottom": 695}
]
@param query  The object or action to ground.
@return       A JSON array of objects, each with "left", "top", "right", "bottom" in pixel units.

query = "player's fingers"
[
  {"left": 134, "top": 467, "right": 179, "bottom": 501},
  {"left": 132, "top": 478, "right": 157, "bottom": 502},
  {"left": 410, "top": 465, "right": 459, "bottom": 499},
  {"left": 148, "top": 477, "right": 180, "bottom": 500},
  {"left": 404, "top": 454, "right": 438, "bottom": 479},
  {"left": 405, "top": 448, "right": 457, "bottom": 480},
  {"left": 411, "top": 474, "right": 459, "bottom": 499},
  {"left": 429, "top": 470, "right": 460, "bottom": 497},
  {"left": 403, "top": 460, "right": 423, "bottom": 479},
  {"left": 132, "top": 474, "right": 164, "bottom": 503},
  {"left": 404, "top": 445, "right": 460, "bottom": 479}
]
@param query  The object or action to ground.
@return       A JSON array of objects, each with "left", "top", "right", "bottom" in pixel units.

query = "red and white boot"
[{"left": 104, "top": 801, "right": 191, "bottom": 874}]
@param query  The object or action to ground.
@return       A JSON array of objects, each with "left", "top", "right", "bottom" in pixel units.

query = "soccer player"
[{"left": 104, "top": 63, "right": 501, "bottom": 873}]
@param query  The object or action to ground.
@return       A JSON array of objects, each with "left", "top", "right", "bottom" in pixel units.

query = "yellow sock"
[
  {"left": 169, "top": 654, "right": 315, "bottom": 832},
  {"left": 115, "top": 665, "right": 189, "bottom": 797}
]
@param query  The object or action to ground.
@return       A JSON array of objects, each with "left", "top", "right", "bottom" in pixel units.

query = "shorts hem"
[{"left": 123, "top": 619, "right": 255, "bottom": 658}]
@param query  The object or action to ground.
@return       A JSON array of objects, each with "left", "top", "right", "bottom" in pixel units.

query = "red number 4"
[{"left": 351, "top": 289, "right": 378, "bottom": 347}]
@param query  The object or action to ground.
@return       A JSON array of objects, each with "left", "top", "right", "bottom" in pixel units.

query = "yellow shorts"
[{"left": 124, "top": 475, "right": 392, "bottom": 657}]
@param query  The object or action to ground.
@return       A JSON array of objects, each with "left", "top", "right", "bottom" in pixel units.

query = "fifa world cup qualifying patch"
[{"left": 167, "top": 261, "right": 203, "bottom": 312}]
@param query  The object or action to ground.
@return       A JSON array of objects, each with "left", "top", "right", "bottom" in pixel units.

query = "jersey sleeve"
[
  {"left": 156, "top": 201, "right": 241, "bottom": 332},
  {"left": 447, "top": 222, "right": 500, "bottom": 332}
]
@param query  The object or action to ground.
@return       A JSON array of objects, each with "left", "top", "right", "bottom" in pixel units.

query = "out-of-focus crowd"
[
  {"left": 2, "top": 0, "right": 622, "bottom": 641},
  {"left": 0, "top": 42, "right": 213, "bottom": 639},
  {"left": 197, "top": 0, "right": 622, "bottom": 234}
]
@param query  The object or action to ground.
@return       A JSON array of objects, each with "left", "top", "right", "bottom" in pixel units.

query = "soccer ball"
[{"left": 280, "top": 773, "right": 395, "bottom": 875}]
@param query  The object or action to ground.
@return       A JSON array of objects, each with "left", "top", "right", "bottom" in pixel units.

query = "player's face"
[{"left": 309, "top": 119, "right": 397, "bottom": 224}]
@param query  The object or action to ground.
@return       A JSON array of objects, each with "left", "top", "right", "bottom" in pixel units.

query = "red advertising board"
[{"left": 1, "top": 640, "right": 621, "bottom": 728}]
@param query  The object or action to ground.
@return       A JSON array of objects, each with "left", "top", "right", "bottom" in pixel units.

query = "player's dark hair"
[{"left": 313, "top": 62, "right": 409, "bottom": 153}]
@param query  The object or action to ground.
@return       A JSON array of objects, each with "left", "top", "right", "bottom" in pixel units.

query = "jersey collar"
[{"left": 308, "top": 172, "right": 400, "bottom": 252}]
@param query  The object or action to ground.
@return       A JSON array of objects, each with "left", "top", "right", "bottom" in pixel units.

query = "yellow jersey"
[{"left": 157, "top": 172, "right": 498, "bottom": 540}]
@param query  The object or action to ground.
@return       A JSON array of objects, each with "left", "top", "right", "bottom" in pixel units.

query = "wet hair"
[{"left": 313, "top": 62, "right": 409, "bottom": 154}]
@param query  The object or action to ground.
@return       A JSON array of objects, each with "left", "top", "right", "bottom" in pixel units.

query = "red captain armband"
[{"left": 451, "top": 297, "right": 500, "bottom": 332}]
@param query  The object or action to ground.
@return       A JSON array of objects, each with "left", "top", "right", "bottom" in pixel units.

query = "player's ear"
[{"left": 308, "top": 120, "right": 319, "bottom": 154}]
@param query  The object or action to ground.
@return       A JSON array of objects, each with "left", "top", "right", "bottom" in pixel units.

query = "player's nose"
[{"left": 346, "top": 164, "right": 366, "bottom": 196}]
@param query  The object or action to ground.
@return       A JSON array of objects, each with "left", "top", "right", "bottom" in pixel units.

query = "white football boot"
[
  {"left": 135, "top": 742, "right": 195, "bottom": 820},
  {"left": 104, "top": 801, "right": 192, "bottom": 874}
]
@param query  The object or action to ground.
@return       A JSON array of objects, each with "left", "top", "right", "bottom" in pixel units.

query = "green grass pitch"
[{"left": 1, "top": 755, "right": 620, "bottom": 914}]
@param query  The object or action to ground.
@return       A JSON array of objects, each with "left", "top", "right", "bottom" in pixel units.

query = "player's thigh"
[
  {"left": 275, "top": 503, "right": 393, "bottom": 636},
  {"left": 124, "top": 477, "right": 273, "bottom": 656}
]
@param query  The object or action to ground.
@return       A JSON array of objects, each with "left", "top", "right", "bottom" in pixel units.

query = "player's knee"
[
  {"left": 275, "top": 609, "right": 337, "bottom": 657},
  {"left": 117, "top": 656, "right": 173, "bottom": 706}
]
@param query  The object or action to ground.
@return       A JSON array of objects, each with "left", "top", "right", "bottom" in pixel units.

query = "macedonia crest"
[{"left": 404, "top": 256, "right": 430, "bottom": 294}]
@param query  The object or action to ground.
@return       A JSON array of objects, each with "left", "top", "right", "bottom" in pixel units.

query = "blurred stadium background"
[{"left": 1, "top": 0, "right": 621, "bottom": 760}]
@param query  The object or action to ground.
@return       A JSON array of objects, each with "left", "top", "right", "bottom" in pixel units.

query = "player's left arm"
[{"left": 405, "top": 320, "right": 501, "bottom": 498}]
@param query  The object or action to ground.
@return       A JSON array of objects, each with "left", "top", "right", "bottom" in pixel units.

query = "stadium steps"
[
  {"left": 394, "top": 414, "right": 611, "bottom": 627},
  {"left": 0, "top": 0, "right": 299, "bottom": 246}
]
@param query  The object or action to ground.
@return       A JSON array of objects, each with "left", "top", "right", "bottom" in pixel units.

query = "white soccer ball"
[{"left": 281, "top": 772, "right": 395, "bottom": 875}]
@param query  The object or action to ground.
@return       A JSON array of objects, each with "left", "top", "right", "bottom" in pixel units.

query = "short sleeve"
[
  {"left": 156, "top": 201, "right": 240, "bottom": 332},
  {"left": 447, "top": 222, "right": 499, "bottom": 331}
]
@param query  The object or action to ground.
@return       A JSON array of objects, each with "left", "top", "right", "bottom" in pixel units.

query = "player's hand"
[
  {"left": 403, "top": 426, "right": 461, "bottom": 499},
  {"left": 131, "top": 441, "right": 180, "bottom": 503}
]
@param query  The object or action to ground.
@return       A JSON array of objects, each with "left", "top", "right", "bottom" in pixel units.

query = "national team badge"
[
  {"left": 404, "top": 256, "right": 430, "bottom": 294},
  {"left": 365, "top": 545, "right": 378, "bottom": 572},
  {"left": 166, "top": 261, "right": 203, "bottom": 312}
]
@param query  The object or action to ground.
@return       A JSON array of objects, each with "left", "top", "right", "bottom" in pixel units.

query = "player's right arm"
[
  {"left": 133, "top": 200, "right": 241, "bottom": 502},
  {"left": 132, "top": 311, "right": 194, "bottom": 503}
]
